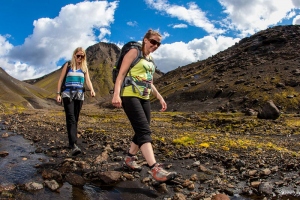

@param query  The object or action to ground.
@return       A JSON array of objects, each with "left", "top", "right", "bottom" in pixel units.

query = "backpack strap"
[
  {"left": 129, "top": 48, "right": 143, "bottom": 68},
  {"left": 121, "top": 48, "right": 143, "bottom": 90},
  {"left": 111, "top": 43, "right": 146, "bottom": 95},
  {"left": 60, "top": 61, "right": 71, "bottom": 93},
  {"left": 125, "top": 50, "right": 156, "bottom": 96}
]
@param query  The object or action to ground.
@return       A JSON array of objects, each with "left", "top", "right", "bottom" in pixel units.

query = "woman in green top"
[{"left": 112, "top": 29, "right": 177, "bottom": 182}]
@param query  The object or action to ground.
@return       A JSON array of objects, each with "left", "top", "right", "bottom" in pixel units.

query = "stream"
[
  {"left": 0, "top": 128, "right": 172, "bottom": 199},
  {"left": 0, "top": 123, "right": 299, "bottom": 199}
]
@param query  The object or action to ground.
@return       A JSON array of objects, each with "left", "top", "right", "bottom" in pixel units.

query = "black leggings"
[
  {"left": 122, "top": 97, "right": 152, "bottom": 147},
  {"left": 63, "top": 98, "right": 83, "bottom": 148}
]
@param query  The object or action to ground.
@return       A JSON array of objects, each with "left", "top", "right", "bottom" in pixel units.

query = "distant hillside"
[
  {"left": 152, "top": 25, "right": 300, "bottom": 113},
  {"left": 23, "top": 68, "right": 61, "bottom": 96},
  {"left": 0, "top": 68, "right": 56, "bottom": 110}
]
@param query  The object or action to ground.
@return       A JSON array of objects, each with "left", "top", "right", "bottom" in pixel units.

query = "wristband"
[{"left": 57, "top": 92, "right": 60, "bottom": 94}]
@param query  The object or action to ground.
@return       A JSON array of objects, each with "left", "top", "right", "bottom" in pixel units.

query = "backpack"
[
  {"left": 110, "top": 41, "right": 144, "bottom": 95},
  {"left": 60, "top": 60, "right": 71, "bottom": 93},
  {"left": 112, "top": 41, "right": 143, "bottom": 85}
]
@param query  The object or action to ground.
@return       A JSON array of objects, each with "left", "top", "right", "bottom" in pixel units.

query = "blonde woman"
[
  {"left": 112, "top": 30, "right": 177, "bottom": 182},
  {"left": 57, "top": 47, "right": 95, "bottom": 156}
]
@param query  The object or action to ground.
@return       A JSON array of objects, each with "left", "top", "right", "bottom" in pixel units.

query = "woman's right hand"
[
  {"left": 112, "top": 95, "right": 122, "bottom": 108},
  {"left": 56, "top": 94, "right": 61, "bottom": 103}
]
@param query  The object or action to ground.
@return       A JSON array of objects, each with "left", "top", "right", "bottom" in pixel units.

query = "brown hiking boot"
[
  {"left": 124, "top": 155, "right": 142, "bottom": 171},
  {"left": 150, "top": 163, "right": 177, "bottom": 182}
]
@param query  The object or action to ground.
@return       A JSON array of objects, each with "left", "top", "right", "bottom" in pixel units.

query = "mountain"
[
  {"left": 0, "top": 68, "right": 56, "bottom": 110},
  {"left": 26, "top": 42, "right": 164, "bottom": 107},
  {"left": 24, "top": 42, "right": 120, "bottom": 105},
  {"left": 3, "top": 25, "right": 300, "bottom": 113},
  {"left": 152, "top": 25, "right": 300, "bottom": 113}
]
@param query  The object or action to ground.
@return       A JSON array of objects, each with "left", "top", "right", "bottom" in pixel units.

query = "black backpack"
[
  {"left": 60, "top": 60, "right": 71, "bottom": 93},
  {"left": 112, "top": 41, "right": 143, "bottom": 85}
]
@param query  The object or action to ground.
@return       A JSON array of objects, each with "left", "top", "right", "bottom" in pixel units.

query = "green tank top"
[{"left": 121, "top": 58, "right": 155, "bottom": 99}]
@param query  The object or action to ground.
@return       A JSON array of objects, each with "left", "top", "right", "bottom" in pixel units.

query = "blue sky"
[{"left": 0, "top": 0, "right": 299, "bottom": 80}]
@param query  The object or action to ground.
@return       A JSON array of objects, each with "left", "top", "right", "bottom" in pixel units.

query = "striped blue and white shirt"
[{"left": 61, "top": 68, "right": 85, "bottom": 100}]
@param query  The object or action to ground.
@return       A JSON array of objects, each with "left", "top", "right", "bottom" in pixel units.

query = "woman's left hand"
[
  {"left": 91, "top": 90, "right": 95, "bottom": 97},
  {"left": 159, "top": 98, "right": 167, "bottom": 112}
]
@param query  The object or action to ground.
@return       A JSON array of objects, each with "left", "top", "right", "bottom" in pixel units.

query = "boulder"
[{"left": 257, "top": 100, "right": 280, "bottom": 120}]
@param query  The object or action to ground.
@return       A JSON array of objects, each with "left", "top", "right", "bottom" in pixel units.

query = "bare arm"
[
  {"left": 56, "top": 62, "right": 69, "bottom": 103},
  {"left": 151, "top": 83, "right": 167, "bottom": 112},
  {"left": 85, "top": 69, "right": 95, "bottom": 97},
  {"left": 112, "top": 48, "right": 138, "bottom": 108}
]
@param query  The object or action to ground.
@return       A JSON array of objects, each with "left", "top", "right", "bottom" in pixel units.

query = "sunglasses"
[
  {"left": 149, "top": 39, "right": 161, "bottom": 47},
  {"left": 76, "top": 55, "right": 85, "bottom": 59}
]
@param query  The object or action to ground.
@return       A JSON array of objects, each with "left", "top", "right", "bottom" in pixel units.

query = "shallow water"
[
  {"left": 0, "top": 128, "right": 163, "bottom": 199},
  {"left": 0, "top": 131, "right": 47, "bottom": 185},
  {"left": 0, "top": 125, "right": 299, "bottom": 200}
]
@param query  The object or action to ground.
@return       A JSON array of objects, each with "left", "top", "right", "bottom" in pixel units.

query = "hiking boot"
[
  {"left": 71, "top": 144, "right": 81, "bottom": 156},
  {"left": 124, "top": 155, "right": 142, "bottom": 171},
  {"left": 150, "top": 163, "right": 177, "bottom": 182}
]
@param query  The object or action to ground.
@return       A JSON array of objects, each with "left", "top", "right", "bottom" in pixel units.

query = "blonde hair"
[
  {"left": 70, "top": 47, "right": 88, "bottom": 73},
  {"left": 142, "top": 29, "right": 161, "bottom": 56}
]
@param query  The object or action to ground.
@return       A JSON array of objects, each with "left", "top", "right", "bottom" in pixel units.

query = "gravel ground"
[{"left": 1, "top": 106, "right": 300, "bottom": 200}]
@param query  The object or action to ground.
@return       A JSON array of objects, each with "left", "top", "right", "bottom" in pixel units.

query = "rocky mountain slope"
[
  {"left": 152, "top": 25, "right": 300, "bottom": 113},
  {"left": 0, "top": 68, "right": 56, "bottom": 110},
  {"left": 3, "top": 25, "right": 300, "bottom": 113}
]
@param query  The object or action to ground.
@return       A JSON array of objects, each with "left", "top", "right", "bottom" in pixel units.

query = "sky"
[{"left": 0, "top": 0, "right": 300, "bottom": 80}]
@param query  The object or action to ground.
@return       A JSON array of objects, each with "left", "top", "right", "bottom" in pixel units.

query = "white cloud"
[
  {"left": 0, "top": 35, "right": 13, "bottom": 56},
  {"left": 3, "top": 62, "right": 43, "bottom": 81},
  {"left": 153, "top": 35, "right": 240, "bottom": 72},
  {"left": 0, "top": 36, "right": 42, "bottom": 80},
  {"left": 3, "top": 1, "right": 118, "bottom": 80},
  {"left": 1, "top": 0, "right": 299, "bottom": 81},
  {"left": 219, "top": 0, "right": 296, "bottom": 37},
  {"left": 162, "top": 32, "right": 170, "bottom": 40},
  {"left": 98, "top": 28, "right": 111, "bottom": 41},
  {"left": 127, "top": 21, "right": 138, "bottom": 27},
  {"left": 145, "top": 0, "right": 224, "bottom": 35},
  {"left": 293, "top": 15, "right": 300, "bottom": 24},
  {"left": 292, "top": 0, "right": 300, "bottom": 7},
  {"left": 287, "top": 10, "right": 297, "bottom": 19},
  {"left": 173, "top": 24, "right": 188, "bottom": 28}
]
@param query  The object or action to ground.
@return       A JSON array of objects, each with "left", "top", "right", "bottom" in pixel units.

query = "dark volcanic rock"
[
  {"left": 65, "top": 172, "right": 86, "bottom": 186},
  {"left": 257, "top": 100, "right": 280, "bottom": 120},
  {"left": 153, "top": 25, "right": 300, "bottom": 113}
]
